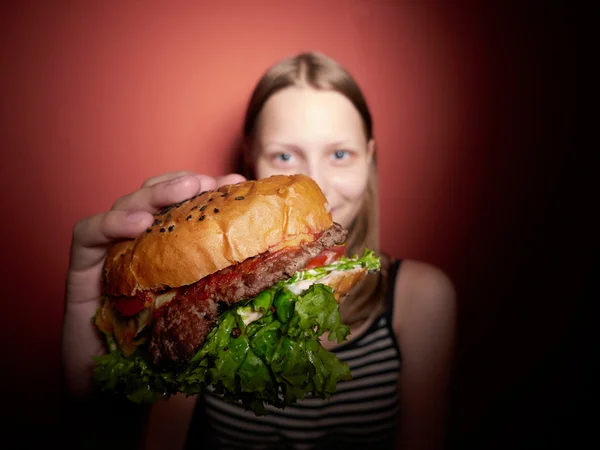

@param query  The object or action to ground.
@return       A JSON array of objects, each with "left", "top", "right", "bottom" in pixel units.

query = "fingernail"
[
  {"left": 125, "top": 211, "right": 147, "bottom": 223},
  {"left": 167, "top": 175, "right": 190, "bottom": 185}
]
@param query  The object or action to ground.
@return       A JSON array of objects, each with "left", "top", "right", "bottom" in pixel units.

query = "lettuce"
[
  {"left": 282, "top": 248, "right": 381, "bottom": 285},
  {"left": 93, "top": 250, "right": 380, "bottom": 415}
]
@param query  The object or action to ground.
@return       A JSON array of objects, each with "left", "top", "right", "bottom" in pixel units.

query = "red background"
[{"left": 0, "top": 1, "right": 586, "bottom": 448}]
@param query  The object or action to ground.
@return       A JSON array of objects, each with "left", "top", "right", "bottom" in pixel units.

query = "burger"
[{"left": 93, "top": 174, "right": 380, "bottom": 415}]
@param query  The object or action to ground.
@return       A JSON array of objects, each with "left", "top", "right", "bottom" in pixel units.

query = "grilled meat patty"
[{"left": 148, "top": 223, "right": 347, "bottom": 363}]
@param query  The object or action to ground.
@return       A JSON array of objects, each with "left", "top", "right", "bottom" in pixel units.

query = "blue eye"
[
  {"left": 333, "top": 150, "right": 348, "bottom": 159},
  {"left": 277, "top": 153, "right": 292, "bottom": 161}
]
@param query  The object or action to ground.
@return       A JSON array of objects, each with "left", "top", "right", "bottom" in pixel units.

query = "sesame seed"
[
  {"left": 146, "top": 228, "right": 152, "bottom": 233},
  {"left": 199, "top": 215, "right": 205, "bottom": 221},
  {"left": 214, "top": 208, "right": 219, "bottom": 213},
  {"left": 166, "top": 214, "right": 171, "bottom": 221},
  {"left": 235, "top": 196, "right": 244, "bottom": 200},
  {"left": 186, "top": 215, "right": 192, "bottom": 220},
  {"left": 200, "top": 205, "right": 207, "bottom": 211},
  {"left": 152, "top": 219, "right": 161, "bottom": 226},
  {"left": 168, "top": 225, "right": 174, "bottom": 232},
  {"left": 221, "top": 192, "right": 228, "bottom": 197},
  {"left": 208, "top": 198, "right": 214, "bottom": 202},
  {"left": 160, "top": 228, "right": 166, "bottom": 233}
]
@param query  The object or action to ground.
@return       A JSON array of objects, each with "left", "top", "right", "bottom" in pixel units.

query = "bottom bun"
[{"left": 320, "top": 267, "right": 368, "bottom": 303}]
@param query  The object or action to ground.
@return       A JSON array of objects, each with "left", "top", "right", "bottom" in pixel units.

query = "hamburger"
[{"left": 93, "top": 174, "right": 380, "bottom": 415}]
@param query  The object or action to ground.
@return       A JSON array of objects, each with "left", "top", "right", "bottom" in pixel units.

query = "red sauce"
[
  {"left": 112, "top": 291, "right": 151, "bottom": 317},
  {"left": 141, "top": 245, "right": 296, "bottom": 319},
  {"left": 112, "top": 232, "right": 334, "bottom": 318}
]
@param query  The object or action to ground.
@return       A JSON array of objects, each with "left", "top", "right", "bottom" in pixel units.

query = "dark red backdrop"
[{"left": 0, "top": 2, "right": 585, "bottom": 448}]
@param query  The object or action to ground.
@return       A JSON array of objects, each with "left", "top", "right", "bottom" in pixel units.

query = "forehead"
[{"left": 256, "top": 87, "right": 366, "bottom": 145}]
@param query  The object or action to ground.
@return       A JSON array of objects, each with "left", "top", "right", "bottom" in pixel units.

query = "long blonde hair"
[{"left": 241, "top": 51, "right": 392, "bottom": 328}]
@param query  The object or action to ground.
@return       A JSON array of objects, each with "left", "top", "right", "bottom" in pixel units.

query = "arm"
[
  {"left": 61, "top": 172, "right": 245, "bottom": 449},
  {"left": 392, "top": 261, "right": 457, "bottom": 450},
  {"left": 142, "top": 394, "right": 199, "bottom": 450}
]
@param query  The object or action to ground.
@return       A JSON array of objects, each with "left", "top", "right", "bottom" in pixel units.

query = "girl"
[{"left": 63, "top": 52, "right": 455, "bottom": 450}]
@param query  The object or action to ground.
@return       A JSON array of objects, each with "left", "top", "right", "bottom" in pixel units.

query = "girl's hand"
[{"left": 62, "top": 172, "right": 246, "bottom": 398}]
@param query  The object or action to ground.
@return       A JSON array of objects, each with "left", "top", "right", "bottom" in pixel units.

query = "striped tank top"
[{"left": 186, "top": 260, "right": 402, "bottom": 450}]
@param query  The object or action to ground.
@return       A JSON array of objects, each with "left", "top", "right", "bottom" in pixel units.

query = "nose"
[{"left": 306, "top": 163, "right": 330, "bottom": 197}]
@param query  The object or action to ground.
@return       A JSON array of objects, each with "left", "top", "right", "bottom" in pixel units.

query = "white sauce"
[
  {"left": 241, "top": 310, "right": 265, "bottom": 326},
  {"left": 152, "top": 290, "right": 178, "bottom": 310},
  {"left": 287, "top": 279, "right": 317, "bottom": 295},
  {"left": 286, "top": 271, "right": 341, "bottom": 295}
]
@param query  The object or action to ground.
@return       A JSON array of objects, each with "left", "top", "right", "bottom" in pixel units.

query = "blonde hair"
[{"left": 241, "top": 51, "right": 392, "bottom": 328}]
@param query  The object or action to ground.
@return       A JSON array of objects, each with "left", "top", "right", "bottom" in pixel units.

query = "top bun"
[{"left": 103, "top": 174, "right": 333, "bottom": 296}]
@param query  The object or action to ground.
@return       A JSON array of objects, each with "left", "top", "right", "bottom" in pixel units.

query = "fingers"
[
  {"left": 142, "top": 172, "right": 246, "bottom": 189},
  {"left": 73, "top": 210, "right": 153, "bottom": 249},
  {"left": 114, "top": 173, "right": 246, "bottom": 213},
  {"left": 216, "top": 173, "right": 246, "bottom": 187},
  {"left": 112, "top": 175, "right": 207, "bottom": 212},
  {"left": 69, "top": 172, "right": 246, "bottom": 273},
  {"left": 70, "top": 210, "right": 155, "bottom": 271},
  {"left": 141, "top": 171, "right": 196, "bottom": 188}
]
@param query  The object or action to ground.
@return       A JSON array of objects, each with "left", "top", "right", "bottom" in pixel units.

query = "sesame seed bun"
[{"left": 103, "top": 174, "right": 333, "bottom": 297}]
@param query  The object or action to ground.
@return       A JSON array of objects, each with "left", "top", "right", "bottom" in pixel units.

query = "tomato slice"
[
  {"left": 111, "top": 244, "right": 347, "bottom": 314},
  {"left": 112, "top": 292, "right": 150, "bottom": 317},
  {"left": 304, "top": 245, "right": 346, "bottom": 270},
  {"left": 330, "top": 244, "right": 346, "bottom": 258},
  {"left": 304, "top": 254, "right": 328, "bottom": 270}
]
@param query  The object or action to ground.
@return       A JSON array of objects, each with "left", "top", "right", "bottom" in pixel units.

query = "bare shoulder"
[{"left": 392, "top": 259, "right": 456, "bottom": 338}]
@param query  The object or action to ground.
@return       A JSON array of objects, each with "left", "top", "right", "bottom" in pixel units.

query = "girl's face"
[{"left": 252, "top": 87, "right": 374, "bottom": 229}]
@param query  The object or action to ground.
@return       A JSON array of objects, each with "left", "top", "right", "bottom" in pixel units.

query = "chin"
[{"left": 331, "top": 210, "right": 359, "bottom": 232}]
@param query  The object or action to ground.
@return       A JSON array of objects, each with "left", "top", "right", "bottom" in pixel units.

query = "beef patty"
[{"left": 148, "top": 223, "right": 347, "bottom": 364}]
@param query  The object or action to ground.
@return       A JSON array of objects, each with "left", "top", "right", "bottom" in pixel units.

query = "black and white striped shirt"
[{"left": 187, "top": 261, "right": 402, "bottom": 450}]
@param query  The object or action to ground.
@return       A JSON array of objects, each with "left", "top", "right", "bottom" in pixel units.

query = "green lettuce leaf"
[
  {"left": 279, "top": 248, "right": 381, "bottom": 286},
  {"left": 93, "top": 249, "right": 380, "bottom": 415}
]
